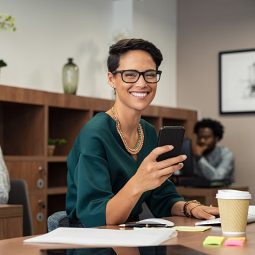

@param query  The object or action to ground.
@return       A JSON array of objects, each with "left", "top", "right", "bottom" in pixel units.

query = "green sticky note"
[{"left": 203, "top": 236, "right": 225, "bottom": 246}]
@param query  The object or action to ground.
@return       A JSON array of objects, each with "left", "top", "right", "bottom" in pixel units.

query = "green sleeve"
[
  {"left": 67, "top": 127, "right": 114, "bottom": 227},
  {"left": 145, "top": 179, "right": 184, "bottom": 217},
  {"left": 76, "top": 153, "right": 114, "bottom": 227}
]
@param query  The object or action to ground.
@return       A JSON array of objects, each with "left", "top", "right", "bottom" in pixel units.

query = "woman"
[{"left": 66, "top": 38, "right": 219, "bottom": 227}]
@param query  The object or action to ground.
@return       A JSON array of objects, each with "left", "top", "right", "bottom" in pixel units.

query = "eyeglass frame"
[{"left": 111, "top": 69, "right": 162, "bottom": 84}]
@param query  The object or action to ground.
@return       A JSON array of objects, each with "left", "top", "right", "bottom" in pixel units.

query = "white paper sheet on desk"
[{"left": 24, "top": 227, "right": 177, "bottom": 247}]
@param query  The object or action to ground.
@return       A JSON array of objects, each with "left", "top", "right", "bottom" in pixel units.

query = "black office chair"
[{"left": 8, "top": 179, "right": 33, "bottom": 236}]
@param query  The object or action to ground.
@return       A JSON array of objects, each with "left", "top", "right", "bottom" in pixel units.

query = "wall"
[
  {"left": 177, "top": 0, "right": 255, "bottom": 201},
  {"left": 0, "top": 0, "right": 177, "bottom": 107},
  {"left": 133, "top": 0, "right": 177, "bottom": 107}
]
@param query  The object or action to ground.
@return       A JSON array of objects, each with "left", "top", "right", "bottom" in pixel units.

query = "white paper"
[
  {"left": 24, "top": 227, "right": 177, "bottom": 247},
  {"left": 195, "top": 205, "right": 255, "bottom": 226}
]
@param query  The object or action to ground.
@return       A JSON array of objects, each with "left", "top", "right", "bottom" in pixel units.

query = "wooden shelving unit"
[{"left": 0, "top": 84, "right": 197, "bottom": 234}]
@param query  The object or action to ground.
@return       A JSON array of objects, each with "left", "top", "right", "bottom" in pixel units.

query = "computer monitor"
[
  {"left": 180, "top": 137, "right": 194, "bottom": 177},
  {"left": 173, "top": 137, "right": 194, "bottom": 178},
  {"left": 172, "top": 137, "right": 213, "bottom": 187}
]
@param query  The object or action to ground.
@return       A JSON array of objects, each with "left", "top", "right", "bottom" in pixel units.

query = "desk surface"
[{"left": 0, "top": 216, "right": 255, "bottom": 255}]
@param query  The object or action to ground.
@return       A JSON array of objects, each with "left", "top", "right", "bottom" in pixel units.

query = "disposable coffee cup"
[{"left": 216, "top": 189, "right": 251, "bottom": 236}]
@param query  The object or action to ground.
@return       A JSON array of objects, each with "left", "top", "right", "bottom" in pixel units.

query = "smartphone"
[{"left": 156, "top": 126, "right": 185, "bottom": 161}]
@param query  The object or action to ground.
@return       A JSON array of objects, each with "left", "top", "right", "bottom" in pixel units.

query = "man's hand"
[{"left": 193, "top": 144, "right": 208, "bottom": 157}]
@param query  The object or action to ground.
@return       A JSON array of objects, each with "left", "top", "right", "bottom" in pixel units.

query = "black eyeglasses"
[{"left": 112, "top": 69, "right": 162, "bottom": 84}]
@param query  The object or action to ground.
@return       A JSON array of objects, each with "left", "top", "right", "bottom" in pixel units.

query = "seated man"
[
  {"left": 0, "top": 146, "right": 10, "bottom": 203},
  {"left": 193, "top": 118, "right": 234, "bottom": 185}
]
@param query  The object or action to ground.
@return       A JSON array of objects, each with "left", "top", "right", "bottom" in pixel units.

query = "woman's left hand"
[{"left": 190, "top": 204, "right": 219, "bottom": 220}]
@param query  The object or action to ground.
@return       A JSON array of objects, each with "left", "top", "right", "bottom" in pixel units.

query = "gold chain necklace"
[{"left": 111, "top": 107, "right": 144, "bottom": 155}]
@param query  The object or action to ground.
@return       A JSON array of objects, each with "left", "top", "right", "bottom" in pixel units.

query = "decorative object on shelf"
[
  {"left": 62, "top": 58, "right": 79, "bottom": 95},
  {"left": 48, "top": 138, "right": 67, "bottom": 156}
]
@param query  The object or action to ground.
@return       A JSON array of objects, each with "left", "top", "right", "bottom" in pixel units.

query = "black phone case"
[{"left": 157, "top": 126, "right": 185, "bottom": 161}]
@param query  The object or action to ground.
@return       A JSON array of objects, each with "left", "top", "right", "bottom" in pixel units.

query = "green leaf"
[{"left": 0, "top": 14, "right": 16, "bottom": 32}]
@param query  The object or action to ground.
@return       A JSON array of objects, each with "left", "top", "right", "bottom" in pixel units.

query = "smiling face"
[{"left": 108, "top": 50, "right": 158, "bottom": 112}]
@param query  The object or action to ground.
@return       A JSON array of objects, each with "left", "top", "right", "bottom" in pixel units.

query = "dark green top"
[{"left": 66, "top": 112, "right": 184, "bottom": 227}]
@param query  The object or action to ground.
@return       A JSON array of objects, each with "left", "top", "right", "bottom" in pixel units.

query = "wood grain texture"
[{"left": 0, "top": 84, "right": 198, "bottom": 234}]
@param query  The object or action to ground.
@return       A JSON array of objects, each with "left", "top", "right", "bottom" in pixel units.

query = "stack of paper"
[{"left": 24, "top": 227, "right": 177, "bottom": 247}]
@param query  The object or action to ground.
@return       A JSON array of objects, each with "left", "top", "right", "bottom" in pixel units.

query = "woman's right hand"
[{"left": 131, "top": 145, "right": 187, "bottom": 194}]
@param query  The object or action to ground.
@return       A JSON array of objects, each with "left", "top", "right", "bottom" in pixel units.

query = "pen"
[{"left": 119, "top": 223, "right": 169, "bottom": 228}]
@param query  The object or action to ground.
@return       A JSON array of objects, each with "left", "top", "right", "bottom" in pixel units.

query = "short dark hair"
[
  {"left": 194, "top": 118, "right": 224, "bottom": 140},
  {"left": 107, "top": 38, "right": 163, "bottom": 73}
]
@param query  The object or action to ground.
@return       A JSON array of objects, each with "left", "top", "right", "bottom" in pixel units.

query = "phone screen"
[{"left": 156, "top": 126, "right": 185, "bottom": 161}]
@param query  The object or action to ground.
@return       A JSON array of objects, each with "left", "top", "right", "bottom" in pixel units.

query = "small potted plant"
[
  {"left": 48, "top": 138, "right": 67, "bottom": 156},
  {"left": 0, "top": 14, "right": 16, "bottom": 81}
]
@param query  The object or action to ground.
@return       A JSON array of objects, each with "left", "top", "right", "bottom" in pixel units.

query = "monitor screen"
[{"left": 174, "top": 137, "right": 194, "bottom": 177}]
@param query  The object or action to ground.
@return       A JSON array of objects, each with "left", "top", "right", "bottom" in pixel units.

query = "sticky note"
[
  {"left": 173, "top": 226, "right": 211, "bottom": 232},
  {"left": 224, "top": 237, "right": 246, "bottom": 247},
  {"left": 203, "top": 236, "right": 225, "bottom": 246}
]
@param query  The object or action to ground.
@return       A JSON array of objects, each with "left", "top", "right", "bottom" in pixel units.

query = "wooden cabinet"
[
  {"left": 0, "top": 205, "right": 23, "bottom": 239},
  {"left": 0, "top": 84, "right": 197, "bottom": 234}
]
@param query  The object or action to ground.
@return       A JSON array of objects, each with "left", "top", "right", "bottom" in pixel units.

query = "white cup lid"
[{"left": 216, "top": 189, "right": 251, "bottom": 199}]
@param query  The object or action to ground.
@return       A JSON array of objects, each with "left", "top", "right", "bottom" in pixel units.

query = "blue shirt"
[{"left": 194, "top": 146, "right": 234, "bottom": 184}]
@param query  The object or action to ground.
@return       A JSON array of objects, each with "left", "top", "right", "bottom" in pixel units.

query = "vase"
[
  {"left": 62, "top": 58, "right": 79, "bottom": 95},
  {"left": 47, "top": 145, "right": 55, "bottom": 156}
]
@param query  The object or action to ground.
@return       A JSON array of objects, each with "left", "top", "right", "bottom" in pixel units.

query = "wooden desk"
[
  {"left": 176, "top": 185, "right": 249, "bottom": 206},
  {"left": 0, "top": 216, "right": 255, "bottom": 255},
  {"left": 0, "top": 204, "right": 23, "bottom": 240}
]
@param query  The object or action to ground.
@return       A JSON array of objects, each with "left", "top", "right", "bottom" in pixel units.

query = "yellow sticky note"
[
  {"left": 173, "top": 226, "right": 211, "bottom": 232},
  {"left": 203, "top": 236, "right": 225, "bottom": 246}
]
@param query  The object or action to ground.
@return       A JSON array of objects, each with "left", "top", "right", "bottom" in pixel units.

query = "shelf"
[
  {"left": 48, "top": 107, "right": 90, "bottom": 156},
  {"left": 48, "top": 162, "right": 67, "bottom": 188},
  {"left": 4, "top": 156, "right": 45, "bottom": 161},
  {"left": 47, "top": 187, "right": 67, "bottom": 195},
  {"left": 0, "top": 84, "right": 197, "bottom": 234},
  {"left": 47, "top": 193, "right": 66, "bottom": 217},
  {"left": 142, "top": 115, "right": 161, "bottom": 131},
  {"left": 47, "top": 156, "right": 67, "bottom": 162},
  {"left": 0, "top": 101, "right": 44, "bottom": 156}
]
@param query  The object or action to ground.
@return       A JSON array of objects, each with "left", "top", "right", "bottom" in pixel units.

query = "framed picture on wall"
[{"left": 219, "top": 48, "right": 255, "bottom": 114}]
